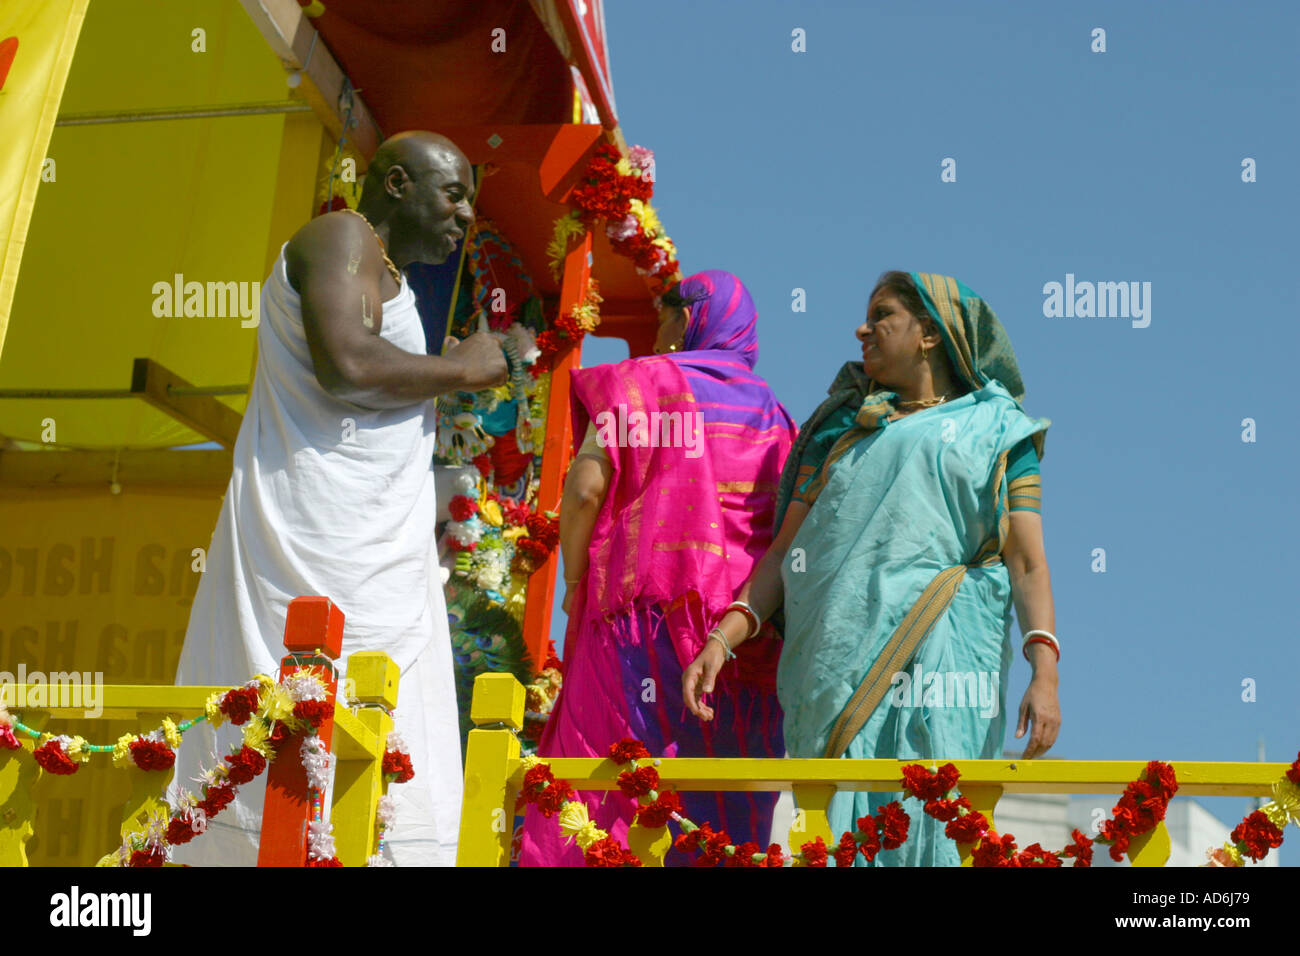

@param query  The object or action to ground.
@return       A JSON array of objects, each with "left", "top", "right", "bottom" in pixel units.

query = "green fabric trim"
[{"left": 1005, "top": 436, "right": 1040, "bottom": 483}]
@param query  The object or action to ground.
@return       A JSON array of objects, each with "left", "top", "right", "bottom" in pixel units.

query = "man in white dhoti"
[{"left": 173, "top": 131, "right": 506, "bottom": 866}]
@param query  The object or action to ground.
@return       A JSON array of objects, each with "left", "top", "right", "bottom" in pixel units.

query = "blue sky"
[{"left": 551, "top": 1, "right": 1299, "bottom": 863}]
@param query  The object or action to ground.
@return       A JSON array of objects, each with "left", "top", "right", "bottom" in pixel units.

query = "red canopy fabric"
[{"left": 311, "top": 0, "right": 573, "bottom": 132}]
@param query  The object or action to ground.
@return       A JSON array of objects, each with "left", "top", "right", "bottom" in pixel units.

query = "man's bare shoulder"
[{"left": 284, "top": 211, "right": 371, "bottom": 294}]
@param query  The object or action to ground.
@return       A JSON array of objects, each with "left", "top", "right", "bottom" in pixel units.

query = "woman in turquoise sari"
[{"left": 683, "top": 271, "right": 1061, "bottom": 866}]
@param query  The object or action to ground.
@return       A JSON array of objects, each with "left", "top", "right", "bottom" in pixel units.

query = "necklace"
[
  {"left": 340, "top": 208, "right": 402, "bottom": 286},
  {"left": 895, "top": 394, "right": 949, "bottom": 410}
]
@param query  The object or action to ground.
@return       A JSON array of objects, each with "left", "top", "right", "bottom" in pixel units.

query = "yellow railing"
[
  {"left": 458, "top": 673, "right": 1287, "bottom": 866},
  {"left": 0, "top": 650, "right": 397, "bottom": 867}
]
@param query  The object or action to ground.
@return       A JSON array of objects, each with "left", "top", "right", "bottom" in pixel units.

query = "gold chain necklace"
[
  {"left": 895, "top": 394, "right": 949, "bottom": 410},
  {"left": 340, "top": 208, "right": 402, "bottom": 286}
]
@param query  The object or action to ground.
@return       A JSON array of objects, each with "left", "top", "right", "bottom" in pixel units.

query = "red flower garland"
[
  {"left": 0, "top": 723, "right": 20, "bottom": 750},
  {"left": 604, "top": 738, "right": 913, "bottom": 867},
  {"left": 448, "top": 495, "right": 479, "bottom": 522},
  {"left": 224, "top": 745, "right": 267, "bottom": 786},
  {"left": 1230, "top": 811, "right": 1285, "bottom": 862},
  {"left": 531, "top": 317, "right": 590, "bottom": 377},
  {"left": 609, "top": 738, "right": 651, "bottom": 763},
  {"left": 525, "top": 513, "right": 560, "bottom": 550},
  {"left": 195, "top": 782, "right": 237, "bottom": 819},
  {"left": 128, "top": 738, "right": 176, "bottom": 772},
  {"left": 634, "top": 790, "right": 682, "bottom": 828},
  {"left": 616, "top": 765, "right": 659, "bottom": 799},
  {"left": 1096, "top": 761, "right": 1178, "bottom": 861},
  {"left": 569, "top": 145, "right": 634, "bottom": 223},
  {"left": 219, "top": 686, "right": 261, "bottom": 725},
  {"left": 800, "top": 836, "right": 829, "bottom": 867},
  {"left": 585, "top": 742, "right": 1196, "bottom": 868},
  {"left": 382, "top": 748, "right": 415, "bottom": 784},
  {"left": 165, "top": 812, "right": 203, "bottom": 847},
  {"left": 293, "top": 698, "right": 332, "bottom": 729},
  {"left": 128, "top": 847, "right": 166, "bottom": 867},
  {"left": 32, "top": 738, "right": 78, "bottom": 775},
  {"left": 584, "top": 836, "right": 641, "bottom": 867}
]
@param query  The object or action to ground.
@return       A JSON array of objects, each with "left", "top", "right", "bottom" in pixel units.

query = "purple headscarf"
[
  {"left": 676, "top": 269, "right": 760, "bottom": 368},
  {"left": 565, "top": 269, "right": 794, "bottom": 673}
]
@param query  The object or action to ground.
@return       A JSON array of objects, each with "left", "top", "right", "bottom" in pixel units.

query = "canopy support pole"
[{"left": 130, "top": 358, "right": 243, "bottom": 449}]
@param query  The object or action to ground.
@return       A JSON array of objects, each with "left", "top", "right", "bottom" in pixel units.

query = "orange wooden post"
[
  {"left": 256, "top": 596, "right": 345, "bottom": 867},
  {"left": 521, "top": 231, "right": 593, "bottom": 670}
]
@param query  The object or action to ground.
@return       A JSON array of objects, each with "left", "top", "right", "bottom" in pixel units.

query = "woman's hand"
[
  {"left": 682, "top": 640, "right": 727, "bottom": 721},
  {"left": 562, "top": 583, "right": 574, "bottom": 615},
  {"left": 1015, "top": 675, "right": 1060, "bottom": 759}
]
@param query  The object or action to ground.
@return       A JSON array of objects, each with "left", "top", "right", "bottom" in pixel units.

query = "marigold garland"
[
  {"left": 0, "top": 675, "right": 417, "bottom": 867},
  {"left": 531, "top": 739, "right": 1295, "bottom": 868},
  {"left": 548, "top": 143, "right": 680, "bottom": 296},
  {"left": 516, "top": 753, "right": 641, "bottom": 866},
  {"left": 1205, "top": 752, "right": 1300, "bottom": 866}
]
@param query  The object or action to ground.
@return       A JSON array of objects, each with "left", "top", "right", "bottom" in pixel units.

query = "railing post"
[
  {"left": 0, "top": 713, "right": 45, "bottom": 867},
  {"left": 958, "top": 784, "right": 1002, "bottom": 866},
  {"left": 331, "top": 651, "right": 398, "bottom": 865},
  {"left": 119, "top": 710, "right": 176, "bottom": 848},
  {"left": 1128, "top": 820, "right": 1172, "bottom": 866},
  {"left": 790, "top": 783, "right": 837, "bottom": 858},
  {"left": 457, "top": 673, "right": 524, "bottom": 866},
  {"left": 627, "top": 821, "right": 672, "bottom": 866},
  {"left": 257, "top": 596, "right": 344, "bottom": 867}
]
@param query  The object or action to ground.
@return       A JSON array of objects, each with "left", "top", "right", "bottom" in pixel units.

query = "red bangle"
[
  {"left": 725, "top": 601, "right": 761, "bottom": 641},
  {"left": 1023, "top": 635, "right": 1060, "bottom": 662}
]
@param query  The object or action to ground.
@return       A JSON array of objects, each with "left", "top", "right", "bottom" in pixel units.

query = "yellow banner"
[
  {"left": 0, "top": 0, "right": 90, "bottom": 357},
  {"left": 0, "top": 487, "right": 221, "bottom": 865}
]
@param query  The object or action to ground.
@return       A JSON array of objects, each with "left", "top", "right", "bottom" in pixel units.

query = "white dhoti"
[{"left": 173, "top": 244, "right": 462, "bottom": 866}]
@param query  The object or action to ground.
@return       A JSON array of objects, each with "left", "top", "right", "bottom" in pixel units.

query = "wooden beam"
[
  {"left": 521, "top": 232, "right": 593, "bottom": 672},
  {"left": 0, "top": 448, "right": 232, "bottom": 489},
  {"left": 238, "top": 0, "right": 383, "bottom": 165},
  {"left": 130, "top": 359, "right": 244, "bottom": 449}
]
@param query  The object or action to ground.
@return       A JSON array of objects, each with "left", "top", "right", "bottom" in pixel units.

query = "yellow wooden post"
[
  {"left": 627, "top": 821, "right": 672, "bottom": 866},
  {"left": 1128, "top": 820, "right": 1172, "bottom": 866},
  {"left": 958, "top": 784, "right": 1002, "bottom": 866},
  {"left": 458, "top": 673, "right": 524, "bottom": 867},
  {"left": 332, "top": 652, "right": 398, "bottom": 866},
  {"left": 789, "top": 783, "right": 836, "bottom": 862},
  {"left": 118, "top": 711, "right": 175, "bottom": 847},
  {"left": 0, "top": 739, "right": 41, "bottom": 867}
]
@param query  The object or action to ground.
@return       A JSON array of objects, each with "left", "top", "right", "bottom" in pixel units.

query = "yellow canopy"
[{"left": 0, "top": 0, "right": 327, "bottom": 449}]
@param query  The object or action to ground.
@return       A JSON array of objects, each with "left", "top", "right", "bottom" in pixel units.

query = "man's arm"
[{"left": 286, "top": 214, "right": 505, "bottom": 409}]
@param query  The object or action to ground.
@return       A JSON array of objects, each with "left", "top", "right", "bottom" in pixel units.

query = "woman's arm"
[
  {"left": 559, "top": 453, "right": 612, "bottom": 612},
  {"left": 682, "top": 499, "right": 811, "bottom": 719},
  {"left": 1003, "top": 510, "right": 1061, "bottom": 758}
]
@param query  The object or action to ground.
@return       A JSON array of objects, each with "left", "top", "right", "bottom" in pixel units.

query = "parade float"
[
  {"left": 2, "top": 1, "right": 1294, "bottom": 870},
  {"left": 0, "top": 0, "right": 673, "bottom": 865}
]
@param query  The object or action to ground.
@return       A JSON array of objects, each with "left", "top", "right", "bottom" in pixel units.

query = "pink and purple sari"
[{"left": 519, "top": 270, "right": 797, "bottom": 866}]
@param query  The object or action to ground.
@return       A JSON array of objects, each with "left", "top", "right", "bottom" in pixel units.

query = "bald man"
[{"left": 174, "top": 132, "right": 505, "bottom": 867}]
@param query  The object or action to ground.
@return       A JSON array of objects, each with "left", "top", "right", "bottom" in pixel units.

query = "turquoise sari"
[{"left": 774, "top": 273, "right": 1049, "bottom": 866}]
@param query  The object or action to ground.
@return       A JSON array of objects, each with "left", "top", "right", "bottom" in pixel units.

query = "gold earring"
[{"left": 920, "top": 344, "right": 929, "bottom": 360}]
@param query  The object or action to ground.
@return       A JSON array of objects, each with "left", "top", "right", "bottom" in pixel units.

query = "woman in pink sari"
[{"left": 519, "top": 270, "right": 796, "bottom": 866}]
